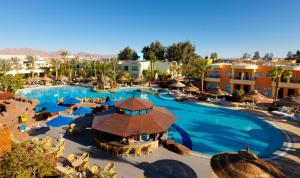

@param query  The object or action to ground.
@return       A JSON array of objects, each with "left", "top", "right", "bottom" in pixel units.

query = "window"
[
  {"left": 255, "top": 72, "right": 262, "bottom": 78},
  {"left": 207, "top": 82, "right": 218, "bottom": 90},
  {"left": 211, "top": 71, "right": 220, "bottom": 78},
  {"left": 124, "top": 66, "right": 129, "bottom": 71},
  {"left": 225, "top": 84, "right": 231, "bottom": 93},
  {"left": 255, "top": 86, "right": 260, "bottom": 92},
  {"left": 132, "top": 66, "right": 138, "bottom": 71},
  {"left": 263, "top": 88, "right": 272, "bottom": 97},
  {"left": 227, "top": 72, "right": 232, "bottom": 77}
]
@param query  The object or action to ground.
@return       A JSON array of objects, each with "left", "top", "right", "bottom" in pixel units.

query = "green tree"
[
  {"left": 253, "top": 51, "right": 260, "bottom": 60},
  {"left": 60, "top": 51, "right": 68, "bottom": 69},
  {"left": 142, "top": 69, "right": 152, "bottom": 86},
  {"left": 11, "top": 57, "right": 20, "bottom": 74},
  {"left": 51, "top": 59, "right": 61, "bottom": 80},
  {"left": 26, "top": 56, "right": 37, "bottom": 77},
  {"left": 242, "top": 53, "right": 251, "bottom": 59},
  {"left": 286, "top": 51, "right": 294, "bottom": 60},
  {"left": 210, "top": 52, "right": 218, "bottom": 62},
  {"left": 166, "top": 41, "right": 198, "bottom": 78},
  {"left": 142, "top": 41, "right": 165, "bottom": 79},
  {"left": 118, "top": 47, "right": 139, "bottom": 61},
  {"left": 0, "top": 59, "right": 12, "bottom": 75},
  {"left": 268, "top": 66, "right": 292, "bottom": 101},
  {"left": 194, "top": 58, "right": 212, "bottom": 93}
]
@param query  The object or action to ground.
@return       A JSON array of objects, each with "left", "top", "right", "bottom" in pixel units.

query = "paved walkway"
[{"left": 30, "top": 126, "right": 212, "bottom": 178}]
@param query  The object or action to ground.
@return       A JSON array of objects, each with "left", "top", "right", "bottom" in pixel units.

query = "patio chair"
[
  {"left": 112, "top": 146, "right": 121, "bottom": 156},
  {"left": 31, "top": 137, "right": 40, "bottom": 145},
  {"left": 121, "top": 147, "right": 130, "bottom": 157},
  {"left": 89, "top": 164, "right": 101, "bottom": 175},
  {"left": 145, "top": 145, "right": 153, "bottom": 154},
  {"left": 134, "top": 147, "right": 142, "bottom": 156},
  {"left": 42, "top": 136, "right": 52, "bottom": 150},
  {"left": 67, "top": 153, "right": 77, "bottom": 164},
  {"left": 103, "top": 162, "right": 115, "bottom": 173}
]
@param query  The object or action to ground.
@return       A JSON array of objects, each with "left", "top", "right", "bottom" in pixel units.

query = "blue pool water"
[{"left": 17, "top": 86, "right": 284, "bottom": 157}]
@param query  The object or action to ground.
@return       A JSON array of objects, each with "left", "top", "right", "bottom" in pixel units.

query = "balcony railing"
[
  {"left": 207, "top": 75, "right": 220, "bottom": 78},
  {"left": 233, "top": 76, "right": 254, "bottom": 80}
]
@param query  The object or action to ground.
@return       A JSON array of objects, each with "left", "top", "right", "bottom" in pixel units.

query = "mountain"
[{"left": 0, "top": 48, "right": 116, "bottom": 59}]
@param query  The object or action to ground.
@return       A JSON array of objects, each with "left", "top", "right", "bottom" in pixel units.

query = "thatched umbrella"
[
  {"left": 169, "top": 80, "right": 186, "bottom": 88},
  {"left": 59, "top": 75, "right": 69, "bottom": 81},
  {"left": 276, "top": 95, "right": 300, "bottom": 109},
  {"left": 134, "top": 77, "right": 143, "bottom": 84},
  {"left": 244, "top": 90, "right": 273, "bottom": 104},
  {"left": 211, "top": 149, "right": 285, "bottom": 178},
  {"left": 205, "top": 88, "right": 229, "bottom": 97},
  {"left": 118, "top": 76, "right": 129, "bottom": 83},
  {"left": 184, "top": 85, "right": 199, "bottom": 93},
  {"left": 26, "top": 76, "right": 41, "bottom": 83},
  {"left": 41, "top": 76, "right": 52, "bottom": 82},
  {"left": 101, "top": 75, "right": 111, "bottom": 82}
]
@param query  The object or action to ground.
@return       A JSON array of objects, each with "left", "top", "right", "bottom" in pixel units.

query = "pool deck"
[
  {"left": 30, "top": 126, "right": 212, "bottom": 178},
  {"left": 14, "top": 85, "right": 300, "bottom": 177}
]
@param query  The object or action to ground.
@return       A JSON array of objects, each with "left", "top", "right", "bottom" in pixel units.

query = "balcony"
[
  {"left": 205, "top": 74, "right": 221, "bottom": 82},
  {"left": 230, "top": 76, "right": 255, "bottom": 85},
  {"left": 273, "top": 78, "right": 300, "bottom": 88}
]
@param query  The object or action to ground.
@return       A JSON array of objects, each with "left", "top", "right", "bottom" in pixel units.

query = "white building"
[
  {"left": 117, "top": 60, "right": 177, "bottom": 79},
  {"left": 0, "top": 55, "right": 49, "bottom": 76}
]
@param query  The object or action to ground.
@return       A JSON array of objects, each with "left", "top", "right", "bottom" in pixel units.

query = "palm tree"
[
  {"left": 60, "top": 51, "right": 68, "bottom": 69},
  {"left": 195, "top": 58, "right": 212, "bottom": 93},
  {"left": 51, "top": 59, "right": 61, "bottom": 80},
  {"left": 169, "top": 63, "right": 179, "bottom": 79},
  {"left": 26, "top": 56, "right": 37, "bottom": 77},
  {"left": 0, "top": 59, "right": 12, "bottom": 75},
  {"left": 69, "top": 57, "right": 79, "bottom": 80},
  {"left": 91, "top": 59, "right": 99, "bottom": 79},
  {"left": 11, "top": 57, "right": 20, "bottom": 74},
  {"left": 268, "top": 66, "right": 292, "bottom": 101},
  {"left": 110, "top": 57, "right": 118, "bottom": 83}
]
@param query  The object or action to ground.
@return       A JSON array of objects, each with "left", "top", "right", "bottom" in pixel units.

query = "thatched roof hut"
[
  {"left": 210, "top": 149, "right": 286, "bottom": 178},
  {"left": 276, "top": 95, "right": 300, "bottom": 109},
  {"left": 169, "top": 80, "right": 186, "bottom": 88}
]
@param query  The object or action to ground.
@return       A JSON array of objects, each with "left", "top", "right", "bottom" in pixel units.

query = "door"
[
  {"left": 243, "top": 85, "right": 250, "bottom": 93},
  {"left": 278, "top": 88, "right": 284, "bottom": 98},
  {"left": 288, "top": 89, "right": 295, "bottom": 96}
]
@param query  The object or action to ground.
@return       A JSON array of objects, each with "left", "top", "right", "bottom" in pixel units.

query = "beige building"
[{"left": 117, "top": 60, "right": 176, "bottom": 79}]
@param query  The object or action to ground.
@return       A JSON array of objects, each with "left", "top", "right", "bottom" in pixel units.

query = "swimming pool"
[{"left": 17, "top": 86, "right": 284, "bottom": 157}]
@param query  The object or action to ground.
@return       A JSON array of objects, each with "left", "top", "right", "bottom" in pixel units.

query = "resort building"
[
  {"left": 206, "top": 60, "right": 300, "bottom": 98},
  {"left": 117, "top": 60, "right": 177, "bottom": 79},
  {"left": 0, "top": 55, "right": 49, "bottom": 76}
]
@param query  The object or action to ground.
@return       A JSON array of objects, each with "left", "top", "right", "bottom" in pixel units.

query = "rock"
[{"left": 166, "top": 141, "right": 192, "bottom": 156}]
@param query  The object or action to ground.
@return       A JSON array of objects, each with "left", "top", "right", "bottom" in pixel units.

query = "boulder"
[{"left": 165, "top": 141, "right": 192, "bottom": 156}]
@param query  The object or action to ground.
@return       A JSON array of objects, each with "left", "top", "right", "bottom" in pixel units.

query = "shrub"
[
  {"left": 231, "top": 89, "right": 245, "bottom": 102},
  {"left": 0, "top": 142, "right": 58, "bottom": 178}
]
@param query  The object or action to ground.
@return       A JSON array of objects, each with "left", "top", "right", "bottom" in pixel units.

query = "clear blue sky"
[{"left": 0, "top": 0, "right": 299, "bottom": 58}]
